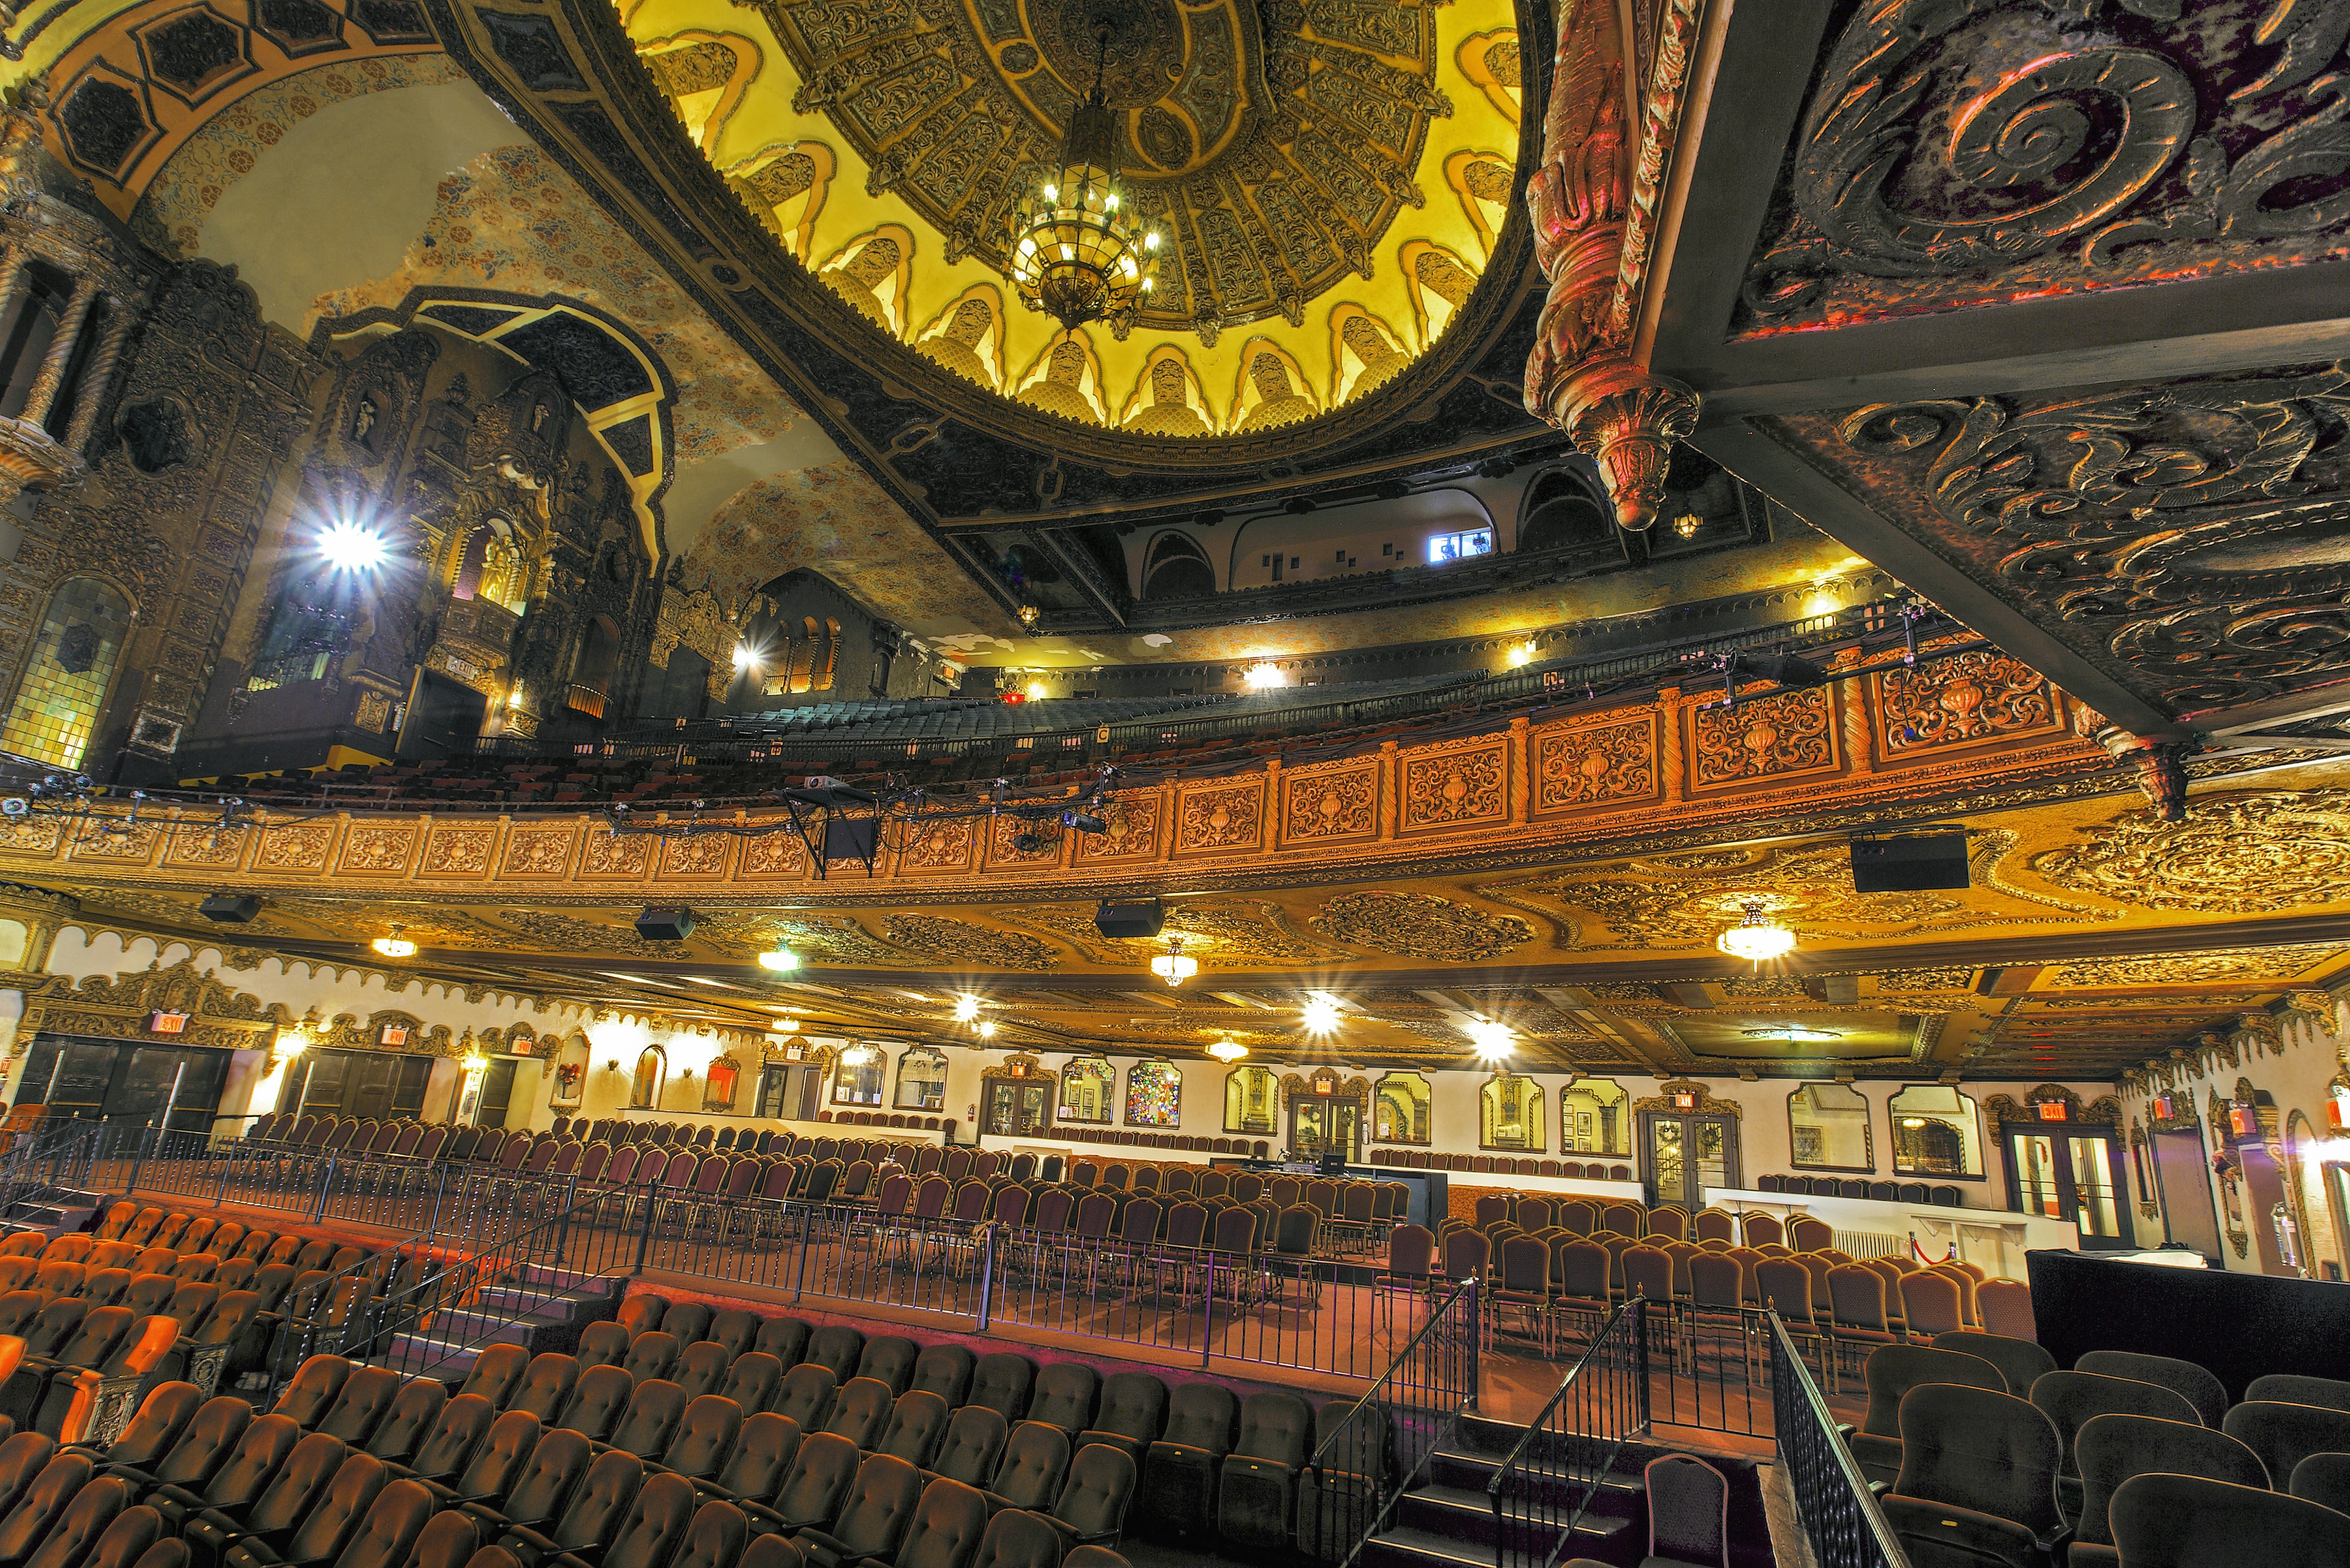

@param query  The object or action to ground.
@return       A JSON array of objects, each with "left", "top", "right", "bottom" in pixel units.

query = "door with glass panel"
[
  {"left": 2004, "top": 1125, "right": 2129, "bottom": 1247},
  {"left": 982, "top": 1080, "right": 1052, "bottom": 1137},
  {"left": 1643, "top": 1113, "right": 1738, "bottom": 1209},
  {"left": 1291, "top": 1098, "right": 1362, "bottom": 1165}
]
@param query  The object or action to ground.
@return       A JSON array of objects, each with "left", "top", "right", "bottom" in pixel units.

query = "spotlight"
[
  {"left": 1464, "top": 1018, "right": 1513, "bottom": 1061},
  {"left": 1012, "top": 831, "right": 1049, "bottom": 855},
  {"left": 977, "top": 1020, "right": 998, "bottom": 1039},
  {"left": 1673, "top": 513, "right": 1702, "bottom": 539},
  {"left": 1024, "top": 681, "right": 1048, "bottom": 701},
  {"left": 1061, "top": 810, "right": 1106, "bottom": 834},
  {"left": 1301, "top": 993, "right": 1343, "bottom": 1036},
  {"left": 371, "top": 925, "right": 416, "bottom": 958},
  {"left": 1504, "top": 641, "right": 1537, "bottom": 669},
  {"left": 318, "top": 521, "right": 389, "bottom": 572},
  {"left": 756, "top": 946, "right": 800, "bottom": 972},
  {"left": 1207, "top": 1039, "right": 1247, "bottom": 1062},
  {"left": 200, "top": 894, "right": 261, "bottom": 924},
  {"left": 1243, "top": 662, "right": 1285, "bottom": 690},
  {"left": 953, "top": 995, "right": 982, "bottom": 1023},
  {"left": 731, "top": 644, "right": 759, "bottom": 671},
  {"left": 635, "top": 907, "right": 697, "bottom": 941}
]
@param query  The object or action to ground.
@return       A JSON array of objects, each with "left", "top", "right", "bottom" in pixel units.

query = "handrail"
[
  {"left": 1767, "top": 1310, "right": 1909, "bottom": 1568},
  {"left": 1487, "top": 1297, "right": 1649, "bottom": 1568},
  {"left": 1304, "top": 1277, "right": 1479, "bottom": 1476}
]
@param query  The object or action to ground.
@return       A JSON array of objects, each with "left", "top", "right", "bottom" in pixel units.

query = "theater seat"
[
  {"left": 550, "top": 1368, "right": 631, "bottom": 1446},
  {"left": 662, "top": 1305, "right": 714, "bottom": 1348},
  {"left": 2109, "top": 1473, "right": 2350, "bottom": 1568},
  {"left": 147, "top": 1411, "right": 297, "bottom": 1536},
  {"left": 772, "top": 1368, "right": 838, "bottom": 1436},
  {"left": 504, "top": 1359, "right": 580, "bottom": 1424},
  {"left": 269, "top": 1359, "right": 353, "bottom": 1431},
  {"left": 875, "top": 1395, "right": 948, "bottom": 1470},
  {"left": 1212, "top": 1393, "right": 1311, "bottom": 1551},
  {"left": 308, "top": 1479, "right": 435, "bottom": 1568},
  {"left": 873, "top": 1479, "right": 987, "bottom": 1568},
  {"left": 1024, "top": 1368, "right": 1097, "bottom": 1442},
  {"left": 656, "top": 1397, "right": 743, "bottom": 1482},
  {"left": 0, "top": 1453, "right": 94, "bottom": 1568},
  {"left": 75, "top": 1499, "right": 167, "bottom": 1568},
  {"left": 963, "top": 1360, "right": 1032, "bottom": 1428},
  {"left": 360, "top": 1382, "right": 444, "bottom": 1467},
  {"left": 906, "top": 1351, "right": 971, "bottom": 1411},
  {"left": 81, "top": 1384, "right": 204, "bottom": 1478},
  {"left": 803, "top": 1329, "right": 864, "bottom": 1387},
  {"left": 2222, "top": 1401, "right": 2350, "bottom": 1494},
  {"left": 824, "top": 1382, "right": 893, "bottom": 1453},
  {"left": 707, "top": 1313, "right": 761, "bottom": 1364},
  {"left": 397, "top": 1507, "right": 477, "bottom": 1568},
  {"left": 923, "top": 1410, "right": 1004, "bottom": 1492},
  {"left": 383, "top": 1396, "right": 493, "bottom": 1487},
  {"left": 671, "top": 1345, "right": 729, "bottom": 1404},
  {"left": 419, "top": 1411, "right": 538, "bottom": 1510},
  {"left": 753, "top": 1435, "right": 860, "bottom": 1537},
  {"left": 500, "top": 1449, "right": 643, "bottom": 1568},
  {"left": 718, "top": 1355, "right": 784, "bottom": 1416},
  {"left": 461, "top": 1430, "right": 592, "bottom": 1531},
  {"left": 755, "top": 1321, "right": 812, "bottom": 1369},
  {"left": 2075, "top": 1352, "right": 2226, "bottom": 1429},
  {"left": 1878, "top": 1385, "right": 2061, "bottom": 1568},
  {"left": 1073, "top": 1375, "right": 1164, "bottom": 1471},
  {"left": 550, "top": 1473, "right": 696, "bottom": 1568},
  {"left": 792, "top": 1454, "right": 922, "bottom": 1568},
  {"left": 619, "top": 1334, "right": 679, "bottom": 1386},
  {"left": 966, "top": 1509, "right": 1057, "bottom": 1568},
  {"left": 1294, "top": 1398, "right": 1387, "bottom": 1561},
  {"left": 313, "top": 1368, "right": 406, "bottom": 1446},
  {"left": 185, "top": 1439, "right": 356, "bottom": 1568},
  {"left": 2070, "top": 1414, "right": 2266, "bottom": 1568},
  {"left": 572, "top": 1326, "right": 629, "bottom": 1372},
  {"left": 457, "top": 1349, "right": 531, "bottom": 1412},
  {"left": 1137, "top": 1384, "right": 1236, "bottom": 1540},
  {"left": 1849, "top": 1346, "right": 2005, "bottom": 1488},
  {"left": 668, "top": 1501, "right": 749, "bottom": 1568},
  {"left": 1045, "top": 1444, "right": 1134, "bottom": 1551},
  {"left": 698, "top": 1414, "right": 802, "bottom": 1512}
]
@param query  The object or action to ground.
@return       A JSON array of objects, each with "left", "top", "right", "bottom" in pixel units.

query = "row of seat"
[
  {"left": 1461, "top": 1190, "right": 1865, "bottom": 1253},
  {"left": 1848, "top": 1338, "right": 2350, "bottom": 1567}
]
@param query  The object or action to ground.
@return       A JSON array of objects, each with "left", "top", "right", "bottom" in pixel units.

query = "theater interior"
[{"left": 0, "top": 0, "right": 2338, "bottom": 1563}]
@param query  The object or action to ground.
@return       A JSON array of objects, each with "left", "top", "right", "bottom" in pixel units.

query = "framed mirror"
[
  {"left": 1059, "top": 1056, "right": 1116, "bottom": 1123},
  {"left": 1373, "top": 1071, "right": 1431, "bottom": 1144},
  {"left": 1788, "top": 1081, "right": 1874, "bottom": 1171},
  {"left": 1889, "top": 1084, "right": 1984, "bottom": 1177},
  {"left": 1562, "top": 1077, "right": 1632, "bottom": 1155},
  {"left": 1225, "top": 1065, "right": 1280, "bottom": 1134},
  {"left": 1480, "top": 1073, "right": 1543, "bottom": 1151},
  {"left": 894, "top": 1046, "right": 948, "bottom": 1111}
]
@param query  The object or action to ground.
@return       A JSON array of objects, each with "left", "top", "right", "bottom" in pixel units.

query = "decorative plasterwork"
[
  {"left": 1736, "top": 1, "right": 2350, "bottom": 337},
  {"left": 15, "top": 957, "right": 286, "bottom": 1055},
  {"left": 2031, "top": 791, "right": 2350, "bottom": 916},
  {"left": 1309, "top": 890, "right": 1529, "bottom": 961},
  {"left": 1632, "top": 1078, "right": 1740, "bottom": 1118},
  {"left": 1983, "top": 1084, "right": 2119, "bottom": 1127}
]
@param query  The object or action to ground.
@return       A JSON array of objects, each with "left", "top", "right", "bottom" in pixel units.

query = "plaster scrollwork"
[
  {"left": 1309, "top": 890, "right": 1530, "bottom": 961},
  {"left": 2029, "top": 790, "right": 2350, "bottom": 914}
]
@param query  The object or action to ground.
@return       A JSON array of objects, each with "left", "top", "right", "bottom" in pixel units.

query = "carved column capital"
[
  {"left": 1543, "top": 353, "right": 1701, "bottom": 531},
  {"left": 2089, "top": 723, "right": 2195, "bottom": 822}
]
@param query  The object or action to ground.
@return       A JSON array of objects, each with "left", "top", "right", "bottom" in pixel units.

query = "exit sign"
[
  {"left": 2038, "top": 1101, "right": 2069, "bottom": 1122},
  {"left": 147, "top": 1011, "right": 189, "bottom": 1034}
]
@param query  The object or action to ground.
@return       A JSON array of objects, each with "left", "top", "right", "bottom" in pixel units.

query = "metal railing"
[
  {"left": 1299, "top": 1279, "right": 1480, "bottom": 1567},
  {"left": 640, "top": 1195, "right": 989, "bottom": 1323},
  {"left": 1769, "top": 1312, "right": 1908, "bottom": 1568},
  {"left": 1489, "top": 1299, "right": 1648, "bottom": 1568}
]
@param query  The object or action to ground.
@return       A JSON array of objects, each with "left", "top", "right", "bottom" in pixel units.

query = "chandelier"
[
  {"left": 1005, "top": 24, "right": 1161, "bottom": 335},
  {"left": 1717, "top": 900, "right": 1797, "bottom": 962},
  {"left": 1150, "top": 936, "right": 1197, "bottom": 987}
]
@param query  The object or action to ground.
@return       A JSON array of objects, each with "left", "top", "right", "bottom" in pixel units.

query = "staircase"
[
  {"left": 0, "top": 1183, "right": 103, "bottom": 1239},
  {"left": 373, "top": 1260, "right": 625, "bottom": 1383},
  {"left": 1360, "top": 1414, "right": 1650, "bottom": 1568}
]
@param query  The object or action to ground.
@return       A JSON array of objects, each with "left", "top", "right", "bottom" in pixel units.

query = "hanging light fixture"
[
  {"left": 953, "top": 994, "right": 982, "bottom": 1023},
  {"left": 1464, "top": 1018, "right": 1515, "bottom": 1062},
  {"left": 1300, "top": 992, "right": 1343, "bottom": 1037},
  {"left": 1717, "top": 900, "right": 1797, "bottom": 962},
  {"left": 1207, "top": 1039, "right": 1248, "bottom": 1062},
  {"left": 977, "top": 1020, "right": 999, "bottom": 1039},
  {"left": 1150, "top": 936, "right": 1198, "bottom": 987},
  {"left": 756, "top": 945, "right": 800, "bottom": 973},
  {"left": 371, "top": 925, "right": 416, "bottom": 958},
  {"left": 1004, "top": 21, "right": 1160, "bottom": 336}
]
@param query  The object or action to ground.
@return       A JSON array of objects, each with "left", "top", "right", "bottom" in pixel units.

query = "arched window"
[
  {"left": 895, "top": 1047, "right": 948, "bottom": 1111},
  {"left": 703, "top": 1055, "right": 742, "bottom": 1113},
  {"left": 1890, "top": 1085, "right": 1984, "bottom": 1176},
  {"left": 1140, "top": 532, "right": 1215, "bottom": 600},
  {"left": 1, "top": 577, "right": 133, "bottom": 767},
  {"left": 1480, "top": 1073, "right": 1543, "bottom": 1151},
  {"left": 1225, "top": 1066, "right": 1280, "bottom": 1135},
  {"left": 630, "top": 1047, "right": 665, "bottom": 1110},
  {"left": 1373, "top": 1072, "right": 1431, "bottom": 1144},
  {"left": 1125, "top": 1061, "right": 1182, "bottom": 1127},
  {"left": 832, "top": 1043, "right": 884, "bottom": 1105},
  {"left": 1562, "top": 1077, "right": 1630, "bottom": 1155},
  {"left": 1059, "top": 1056, "right": 1115, "bottom": 1124}
]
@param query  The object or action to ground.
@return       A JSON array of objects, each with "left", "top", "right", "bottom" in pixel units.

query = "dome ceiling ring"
[{"left": 753, "top": 0, "right": 1453, "bottom": 335}]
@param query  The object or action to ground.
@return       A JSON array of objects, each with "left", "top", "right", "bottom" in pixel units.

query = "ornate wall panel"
[
  {"left": 2029, "top": 790, "right": 2350, "bottom": 916},
  {"left": 739, "top": 831, "right": 810, "bottom": 879},
  {"left": 499, "top": 824, "right": 576, "bottom": 878},
  {"left": 337, "top": 823, "right": 419, "bottom": 876},
  {"left": 65, "top": 824, "right": 161, "bottom": 867},
  {"left": 1531, "top": 711, "right": 1660, "bottom": 817},
  {"left": 578, "top": 829, "right": 655, "bottom": 881},
  {"left": 420, "top": 823, "right": 501, "bottom": 879},
  {"left": 985, "top": 813, "right": 1063, "bottom": 872},
  {"left": 1735, "top": 1, "right": 2350, "bottom": 339},
  {"left": 1399, "top": 736, "right": 1509, "bottom": 835},
  {"left": 1280, "top": 758, "right": 1380, "bottom": 846},
  {"left": 1872, "top": 651, "right": 2063, "bottom": 765},
  {"left": 1687, "top": 687, "right": 1840, "bottom": 793},
  {"left": 163, "top": 824, "right": 249, "bottom": 869},
  {"left": 251, "top": 821, "right": 340, "bottom": 873},
  {"left": 1075, "top": 791, "right": 1163, "bottom": 863},
  {"left": 900, "top": 818, "right": 978, "bottom": 876},
  {"left": 1175, "top": 778, "right": 1266, "bottom": 857},
  {"left": 658, "top": 833, "right": 733, "bottom": 880}
]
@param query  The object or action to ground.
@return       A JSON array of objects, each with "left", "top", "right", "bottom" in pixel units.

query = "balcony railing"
[{"left": 565, "top": 682, "right": 608, "bottom": 718}]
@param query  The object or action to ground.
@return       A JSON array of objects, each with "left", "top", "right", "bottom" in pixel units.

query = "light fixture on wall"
[
  {"left": 756, "top": 946, "right": 801, "bottom": 973},
  {"left": 318, "top": 520, "right": 389, "bottom": 572},
  {"left": 270, "top": 1010, "right": 318, "bottom": 1071},
  {"left": 1243, "top": 662, "right": 1285, "bottom": 690},
  {"left": 1504, "top": 640, "right": 1538, "bottom": 669},
  {"left": 1004, "top": 21, "right": 1160, "bottom": 334},
  {"left": 1207, "top": 1039, "right": 1247, "bottom": 1062},
  {"left": 371, "top": 925, "right": 416, "bottom": 958},
  {"left": 461, "top": 1050, "right": 485, "bottom": 1074},
  {"left": 1464, "top": 1018, "right": 1514, "bottom": 1062},
  {"left": 1150, "top": 937, "right": 1198, "bottom": 987},
  {"left": 1716, "top": 900, "right": 1796, "bottom": 962}
]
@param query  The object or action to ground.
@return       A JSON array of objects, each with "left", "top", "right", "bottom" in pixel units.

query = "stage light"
[
  {"left": 1717, "top": 900, "right": 1796, "bottom": 961},
  {"left": 1207, "top": 1039, "right": 1247, "bottom": 1062},
  {"left": 756, "top": 946, "right": 800, "bottom": 972},
  {"left": 1301, "top": 993, "right": 1342, "bottom": 1036},
  {"left": 1025, "top": 680, "right": 1048, "bottom": 701},
  {"left": 1150, "top": 937, "right": 1197, "bottom": 987},
  {"left": 319, "top": 521, "right": 388, "bottom": 572},
  {"left": 1465, "top": 1018, "right": 1513, "bottom": 1061},
  {"left": 1061, "top": 810, "right": 1106, "bottom": 833},
  {"left": 370, "top": 925, "right": 416, "bottom": 958},
  {"left": 1243, "top": 662, "right": 1285, "bottom": 689},
  {"left": 953, "top": 994, "right": 982, "bottom": 1023}
]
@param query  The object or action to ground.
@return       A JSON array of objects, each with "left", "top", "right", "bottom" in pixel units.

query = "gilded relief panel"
[
  {"left": 1176, "top": 780, "right": 1266, "bottom": 857},
  {"left": 1281, "top": 760, "right": 1379, "bottom": 846},
  {"left": 739, "top": 831, "right": 810, "bottom": 879},
  {"left": 1873, "top": 652, "right": 2062, "bottom": 763},
  {"left": 252, "top": 822, "right": 339, "bottom": 873},
  {"left": 985, "top": 815, "right": 1061, "bottom": 872},
  {"left": 577, "top": 830, "right": 654, "bottom": 881},
  {"left": 1075, "top": 793, "right": 1162, "bottom": 863},
  {"left": 67, "top": 823, "right": 163, "bottom": 866},
  {"left": 337, "top": 824, "right": 419, "bottom": 876},
  {"left": 659, "top": 834, "right": 733, "bottom": 880},
  {"left": 901, "top": 818, "right": 977, "bottom": 875},
  {"left": 163, "top": 824, "right": 248, "bottom": 869},
  {"left": 1400, "top": 739, "right": 1508, "bottom": 835},
  {"left": 1688, "top": 689, "right": 1840, "bottom": 792},
  {"left": 0, "top": 819, "right": 62, "bottom": 859},
  {"left": 2029, "top": 791, "right": 2350, "bottom": 915},
  {"left": 501, "top": 826, "right": 577, "bottom": 878},
  {"left": 1531, "top": 713, "right": 1659, "bottom": 817},
  {"left": 420, "top": 824, "right": 500, "bottom": 879}
]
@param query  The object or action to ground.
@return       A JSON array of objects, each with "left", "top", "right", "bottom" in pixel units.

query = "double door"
[
  {"left": 1643, "top": 1113, "right": 1738, "bottom": 1209},
  {"left": 2005, "top": 1126, "right": 2128, "bottom": 1247},
  {"left": 1291, "top": 1098, "right": 1361, "bottom": 1165},
  {"left": 982, "top": 1079, "right": 1053, "bottom": 1138}
]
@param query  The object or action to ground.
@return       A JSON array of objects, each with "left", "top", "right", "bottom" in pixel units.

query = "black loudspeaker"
[
  {"left": 1094, "top": 899, "right": 1165, "bottom": 939},
  {"left": 635, "top": 906, "right": 697, "bottom": 941},
  {"left": 824, "top": 819, "right": 878, "bottom": 861},
  {"left": 199, "top": 894, "right": 261, "bottom": 923},
  {"left": 1851, "top": 834, "right": 1970, "bottom": 892}
]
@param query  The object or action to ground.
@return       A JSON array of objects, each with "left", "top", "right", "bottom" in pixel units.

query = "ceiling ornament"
[
  {"left": 748, "top": 0, "right": 1449, "bottom": 337},
  {"left": 882, "top": 913, "right": 1060, "bottom": 971},
  {"left": 2046, "top": 947, "right": 2342, "bottom": 989},
  {"left": 1876, "top": 967, "right": 1976, "bottom": 991},
  {"left": 1000, "top": 900, "right": 1345, "bottom": 968},
  {"left": 1309, "top": 889, "right": 1531, "bottom": 961},
  {"left": 2029, "top": 790, "right": 2350, "bottom": 914},
  {"left": 1876, "top": 651, "right": 2059, "bottom": 756}
]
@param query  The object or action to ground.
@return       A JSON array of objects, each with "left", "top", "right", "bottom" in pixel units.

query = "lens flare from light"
[
  {"left": 1207, "top": 1039, "right": 1247, "bottom": 1062},
  {"left": 1465, "top": 1018, "right": 1514, "bottom": 1061},
  {"left": 319, "top": 521, "right": 389, "bottom": 572},
  {"left": 1301, "top": 994, "right": 1343, "bottom": 1036},
  {"left": 756, "top": 947, "right": 800, "bottom": 972},
  {"left": 954, "top": 994, "right": 982, "bottom": 1023},
  {"left": 1717, "top": 901, "right": 1797, "bottom": 961},
  {"left": 1244, "top": 662, "right": 1285, "bottom": 689},
  {"left": 370, "top": 925, "right": 416, "bottom": 958}
]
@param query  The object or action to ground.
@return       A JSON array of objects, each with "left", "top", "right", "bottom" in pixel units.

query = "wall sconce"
[
  {"left": 461, "top": 1052, "right": 486, "bottom": 1075},
  {"left": 270, "top": 1010, "right": 320, "bottom": 1071}
]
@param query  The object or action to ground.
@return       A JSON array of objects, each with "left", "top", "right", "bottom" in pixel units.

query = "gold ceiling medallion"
[{"left": 1006, "top": 18, "right": 1162, "bottom": 336}]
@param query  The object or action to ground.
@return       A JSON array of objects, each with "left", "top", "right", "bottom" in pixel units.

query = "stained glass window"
[
  {"left": 1, "top": 577, "right": 132, "bottom": 767},
  {"left": 1125, "top": 1061, "right": 1182, "bottom": 1127}
]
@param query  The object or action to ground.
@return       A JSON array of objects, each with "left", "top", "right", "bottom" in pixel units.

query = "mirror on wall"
[
  {"left": 894, "top": 1047, "right": 947, "bottom": 1111},
  {"left": 1562, "top": 1077, "right": 1631, "bottom": 1155},
  {"left": 1788, "top": 1081, "right": 1874, "bottom": 1171},
  {"left": 1373, "top": 1071, "right": 1431, "bottom": 1144},
  {"left": 832, "top": 1044, "right": 884, "bottom": 1106},
  {"left": 1890, "top": 1084, "right": 1984, "bottom": 1177},
  {"left": 1059, "top": 1056, "right": 1116, "bottom": 1123},
  {"left": 1225, "top": 1066, "right": 1280, "bottom": 1134},
  {"left": 1481, "top": 1073, "right": 1543, "bottom": 1151}
]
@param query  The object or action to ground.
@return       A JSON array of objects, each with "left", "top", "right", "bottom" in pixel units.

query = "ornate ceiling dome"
[{"left": 622, "top": 0, "right": 1523, "bottom": 436}]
